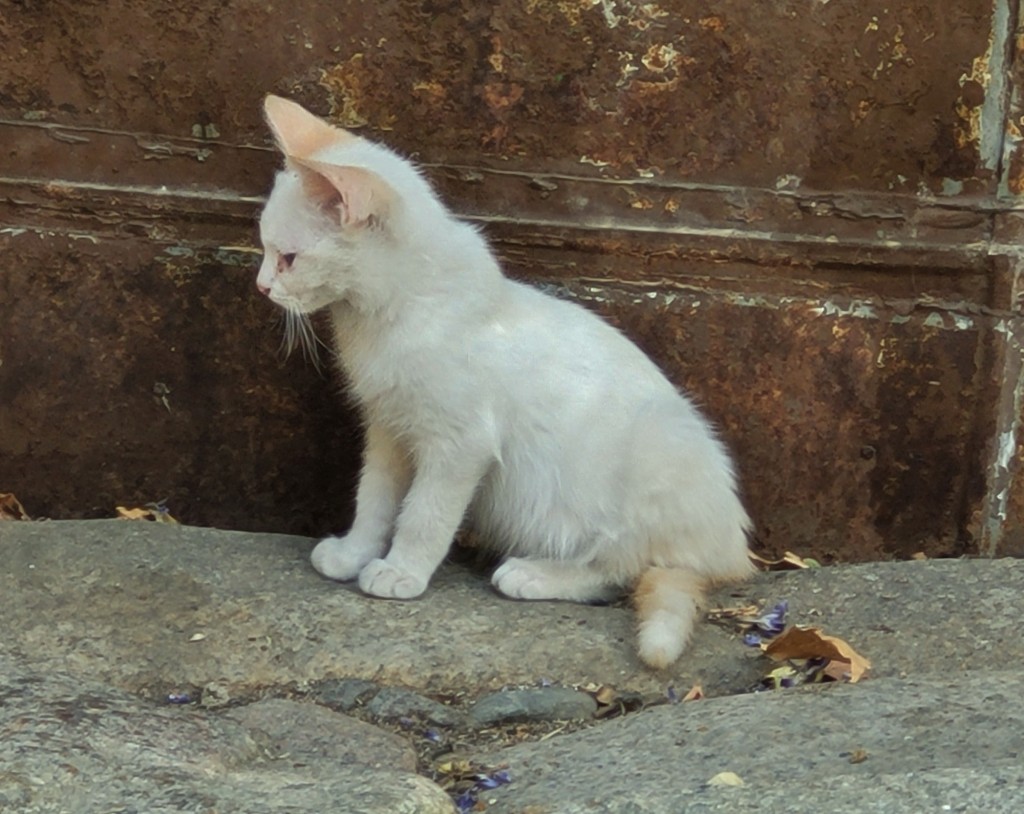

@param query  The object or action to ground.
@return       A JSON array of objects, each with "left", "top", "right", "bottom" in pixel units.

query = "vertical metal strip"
[{"left": 980, "top": 0, "right": 1024, "bottom": 555}]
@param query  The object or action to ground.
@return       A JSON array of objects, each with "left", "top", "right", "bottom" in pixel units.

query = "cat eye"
[{"left": 281, "top": 252, "right": 297, "bottom": 268}]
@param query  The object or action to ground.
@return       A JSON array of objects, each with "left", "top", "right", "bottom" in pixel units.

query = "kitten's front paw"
[
  {"left": 311, "top": 535, "right": 381, "bottom": 581},
  {"left": 492, "top": 558, "right": 553, "bottom": 600},
  {"left": 358, "top": 558, "right": 428, "bottom": 599}
]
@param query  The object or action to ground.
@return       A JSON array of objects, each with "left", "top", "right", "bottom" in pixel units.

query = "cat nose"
[{"left": 257, "top": 283, "right": 271, "bottom": 296}]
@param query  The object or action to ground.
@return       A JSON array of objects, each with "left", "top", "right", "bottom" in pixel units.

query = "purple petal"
[
  {"left": 454, "top": 790, "right": 477, "bottom": 813},
  {"left": 743, "top": 631, "right": 764, "bottom": 647},
  {"left": 166, "top": 693, "right": 191, "bottom": 704},
  {"left": 474, "top": 769, "right": 512, "bottom": 790},
  {"left": 752, "top": 600, "right": 788, "bottom": 636},
  {"left": 424, "top": 728, "right": 444, "bottom": 743}
]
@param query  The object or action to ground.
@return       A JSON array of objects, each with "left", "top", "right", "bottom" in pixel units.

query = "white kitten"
[{"left": 257, "top": 96, "right": 753, "bottom": 669}]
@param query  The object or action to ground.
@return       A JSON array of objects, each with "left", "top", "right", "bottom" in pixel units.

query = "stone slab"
[
  {"left": 479, "top": 672, "right": 1024, "bottom": 813},
  {"left": 3, "top": 521, "right": 1023, "bottom": 813},
  {"left": 0, "top": 653, "right": 453, "bottom": 814},
  {"left": 1, "top": 521, "right": 1022, "bottom": 697}
]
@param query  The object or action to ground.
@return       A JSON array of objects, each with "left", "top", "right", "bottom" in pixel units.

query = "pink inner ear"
[
  {"left": 264, "top": 95, "right": 357, "bottom": 160},
  {"left": 298, "top": 159, "right": 390, "bottom": 227},
  {"left": 292, "top": 164, "right": 344, "bottom": 211}
]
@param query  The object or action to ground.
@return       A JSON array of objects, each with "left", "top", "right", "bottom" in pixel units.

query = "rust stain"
[
  {"left": 319, "top": 54, "right": 384, "bottom": 130},
  {"left": 955, "top": 53, "right": 990, "bottom": 150},
  {"left": 697, "top": 16, "right": 724, "bottom": 33}
]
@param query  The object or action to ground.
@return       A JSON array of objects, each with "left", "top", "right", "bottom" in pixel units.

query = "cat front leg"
[
  {"left": 358, "top": 444, "right": 492, "bottom": 599},
  {"left": 311, "top": 424, "right": 412, "bottom": 581}
]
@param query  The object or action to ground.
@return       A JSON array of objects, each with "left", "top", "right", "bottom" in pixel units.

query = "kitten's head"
[{"left": 256, "top": 95, "right": 439, "bottom": 319}]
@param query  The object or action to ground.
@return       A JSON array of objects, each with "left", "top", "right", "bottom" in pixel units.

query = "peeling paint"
[
  {"left": 597, "top": 0, "right": 622, "bottom": 28},
  {"left": 955, "top": 0, "right": 1009, "bottom": 170},
  {"left": 814, "top": 300, "right": 879, "bottom": 320},
  {"left": 319, "top": 55, "right": 377, "bottom": 129}
]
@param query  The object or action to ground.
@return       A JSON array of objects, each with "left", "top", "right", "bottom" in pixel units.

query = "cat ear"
[
  {"left": 263, "top": 95, "right": 358, "bottom": 159},
  {"left": 292, "top": 158, "right": 393, "bottom": 228},
  {"left": 264, "top": 96, "right": 388, "bottom": 228}
]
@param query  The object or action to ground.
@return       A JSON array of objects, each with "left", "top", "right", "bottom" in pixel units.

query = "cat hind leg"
[{"left": 492, "top": 557, "right": 621, "bottom": 603}]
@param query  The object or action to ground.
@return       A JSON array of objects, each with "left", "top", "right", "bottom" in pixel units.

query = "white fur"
[{"left": 258, "top": 100, "right": 752, "bottom": 668}]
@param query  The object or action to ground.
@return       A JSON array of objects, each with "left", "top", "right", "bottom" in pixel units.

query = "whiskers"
[{"left": 280, "top": 308, "right": 327, "bottom": 372}]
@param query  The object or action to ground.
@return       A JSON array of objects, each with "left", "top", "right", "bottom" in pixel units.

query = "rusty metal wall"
[{"left": 2, "top": 0, "right": 1023, "bottom": 559}]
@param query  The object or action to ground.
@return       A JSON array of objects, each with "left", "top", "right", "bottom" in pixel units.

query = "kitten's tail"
[{"left": 633, "top": 566, "right": 706, "bottom": 670}]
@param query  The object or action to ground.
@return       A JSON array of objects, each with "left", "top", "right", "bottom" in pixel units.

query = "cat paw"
[
  {"left": 492, "top": 558, "right": 557, "bottom": 600},
  {"left": 310, "top": 535, "right": 381, "bottom": 581},
  {"left": 358, "top": 558, "right": 428, "bottom": 599}
]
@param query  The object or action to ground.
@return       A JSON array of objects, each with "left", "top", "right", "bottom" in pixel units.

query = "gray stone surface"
[
  {"left": 2, "top": 520, "right": 1023, "bottom": 813},
  {"left": 224, "top": 698, "right": 418, "bottom": 773},
  {"left": 5, "top": 520, "right": 1022, "bottom": 698},
  {"left": 469, "top": 688, "right": 598, "bottom": 726},
  {"left": 0, "top": 653, "right": 453, "bottom": 814},
  {"left": 316, "top": 677, "right": 381, "bottom": 711},
  {"left": 364, "top": 687, "right": 464, "bottom": 726},
  {"left": 478, "top": 671, "right": 1024, "bottom": 812}
]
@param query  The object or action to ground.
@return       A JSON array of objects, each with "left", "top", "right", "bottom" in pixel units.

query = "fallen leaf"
[
  {"left": 764, "top": 626, "right": 871, "bottom": 682},
  {"left": 911, "top": 551, "right": 928, "bottom": 561},
  {"left": 708, "top": 771, "right": 745, "bottom": 787},
  {"left": 763, "top": 664, "right": 799, "bottom": 689},
  {"left": 0, "top": 493, "right": 31, "bottom": 521},
  {"left": 188, "top": 633, "right": 206, "bottom": 642},
  {"left": 682, "top": 684, "right": 704, "bottom": 702},
  {"left": 705, "top": 604, "right": 760, "bottom": 621},
  {"left": 847, "top": 748, "right": 869, "bottom": 764},
  {"left": 116, "top": 503, "right": 178, "bottom": 523},
  {"left": 749, "top": 550, "right": 818, "bottom": 570},
  {"left": 593, "top": 684, "right": 617, "bottom": 705},
  {"left": 822, "top": 660, "right": 856, "bottom": 682}
]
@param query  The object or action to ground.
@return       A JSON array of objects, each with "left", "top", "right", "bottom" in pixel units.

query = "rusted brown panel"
[
  {"left": 1, "top": 218, "right": 995, "bottom": 558},
  {"left": 1, "top": 0, "right": 1020, "bottom": 561},
  {"left": 0, "top": 230, "right": 361, "bottom": 534},
  {"left": 307, "top": 0, "right": 1000, "bottom": 193},
  {"left": 0, "top": 0, "right": 1003, "bottom": 195}
]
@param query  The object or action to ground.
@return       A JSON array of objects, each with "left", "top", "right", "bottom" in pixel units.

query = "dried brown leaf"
[
  {"left": 705, "top": 604, "right": 760, "bottom": 621},
  {"left": 0, "top": 493, "right": 31, "bottom": 521},
  {"left": 764, "top": 625, "right": 871, "bottom": 683},
  {"left": 682, "top": 684, "right": 704, "bottom": 702},
  {"left": 593, "top": 685, "right": 618, "bottom": 706},
  {"left": 749, "top": 550, "right": 817, "bottom": 570},
  {"left": 116, "top": 505, "right": 178, "bottom": 523}
]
